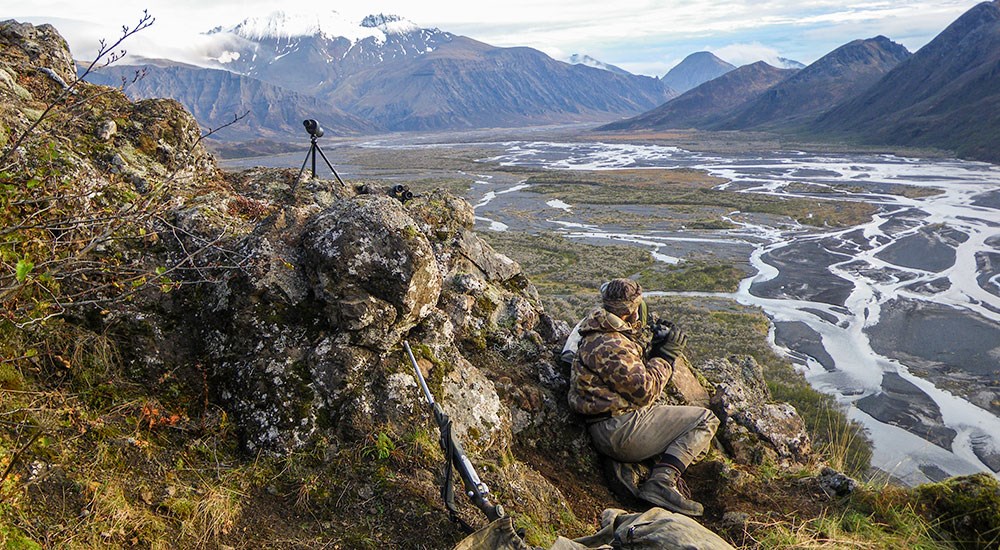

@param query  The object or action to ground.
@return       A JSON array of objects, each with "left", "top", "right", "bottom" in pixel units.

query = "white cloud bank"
[{"left": 1, "top": 0, "right": 983, "bottom": 76}]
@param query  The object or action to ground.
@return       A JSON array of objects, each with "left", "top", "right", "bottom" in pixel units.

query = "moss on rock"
[{"left": 915, "top": 473, "right": 1000, "bottom": 548}]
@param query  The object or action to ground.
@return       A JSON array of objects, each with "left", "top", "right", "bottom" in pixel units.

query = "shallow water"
[
  {"left": 223, "top": 139, "right": 1000, "bottom": 483},
  {"left": 478, "top": 141, "right": 1000, "bottom": 484}
]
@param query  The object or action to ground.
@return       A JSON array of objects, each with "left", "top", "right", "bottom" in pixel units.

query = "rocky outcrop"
[{"left": 700, "top": 356, "right": 812, "bottom": 465}]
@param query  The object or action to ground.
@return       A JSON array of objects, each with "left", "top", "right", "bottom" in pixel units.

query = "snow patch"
[
  {"left": 546, "top": 199, "right": 572, "bottom": 211},
  {"left": 225, "top": 10, "right": 417, "bottom": 42},
  {"left": 217, "top": 51, "right": 240, "bottom": 63}
]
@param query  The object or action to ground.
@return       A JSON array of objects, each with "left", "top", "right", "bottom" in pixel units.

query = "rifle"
[{"left": 402, "top": 341, "right": 505, "bottom": 530}]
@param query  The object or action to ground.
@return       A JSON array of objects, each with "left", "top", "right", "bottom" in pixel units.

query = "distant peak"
[{"left": 224, "top": 10, "right": 418, "bottom": 41}]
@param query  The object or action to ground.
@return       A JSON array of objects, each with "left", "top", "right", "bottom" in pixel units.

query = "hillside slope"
[
  {"left": 712, "top": 36, "right": 910, "bottom": 130},
  {"left": 814, "top": 0, "right": 1000, "bottom": 162},
  {"left": 89, "top": 63, "right": 376, "bottom": 139},
  {"left": 335, "top": 37, "right": 675, "bottom": 131},
  {"left": 600, "top": 61, "right": 797, "bottom": 131}
]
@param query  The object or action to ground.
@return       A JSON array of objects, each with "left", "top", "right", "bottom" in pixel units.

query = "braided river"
[
  {"left": 469, "top": 141, "right": 1000, "bottom": 485},
  {"left": 224, "top": 136, "right": 1000, "bottom": 484}
]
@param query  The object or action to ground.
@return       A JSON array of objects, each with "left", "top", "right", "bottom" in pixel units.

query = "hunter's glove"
[{"left": 651, "top": 327, "right": 687, "bottom": 362}]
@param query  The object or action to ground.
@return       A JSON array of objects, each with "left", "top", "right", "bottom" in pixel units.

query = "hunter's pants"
[{"left": 587, "top": 405, "right": 719, "bottom": 467}]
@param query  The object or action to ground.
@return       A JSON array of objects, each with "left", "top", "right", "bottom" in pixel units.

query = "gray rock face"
[
  {"left": 168, "top": 179, "right": 565, "bottom": 455},
  {"left": 0, "top": 20, "right": 76, "bottom": 83},
  {"left": 701, "top": 356, "right": 812, "bottom": 465},
  {"left": 303, "top": 195, "right": 442, "bottom": 347}
]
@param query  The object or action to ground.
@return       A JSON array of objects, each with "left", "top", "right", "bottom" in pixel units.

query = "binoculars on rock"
[{"left": 391, "top": 184, "right": 414, "bottom": 202}]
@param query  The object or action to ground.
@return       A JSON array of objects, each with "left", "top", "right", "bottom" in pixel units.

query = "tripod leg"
[
  {"left": 314, "top": 144, "right": 345, "bottom": 186},
  {"left": 297, "top": 145, "right": 312, "bottom": 181},
  {"left": 311, "top": 143, "right": 317, "bottom": 178}
]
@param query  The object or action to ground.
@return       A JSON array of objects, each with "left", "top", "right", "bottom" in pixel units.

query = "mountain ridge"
[
  {"left": 710, "top": 35, "right": 911, "bottom": 130},
  {"left": 600, "top": 61, "right": 798, "bottom": 131},
  {"left": 97, "top": 16, "right": 677, "bottom": 137},
  {"left": 813, "top": 0, "right": 1000, "bottom": 162}
]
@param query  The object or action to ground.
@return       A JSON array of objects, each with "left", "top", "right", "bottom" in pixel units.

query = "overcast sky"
[{"left": 3, "top": 0, "right": 984, "bottom": 76}]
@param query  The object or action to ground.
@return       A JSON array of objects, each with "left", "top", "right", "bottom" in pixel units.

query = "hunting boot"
[
  {"left": 637, "top": 465, "right": 704, "bottom": 516},
  {"left": 602, "top": 458, "right": 647, "bottom": 500}
]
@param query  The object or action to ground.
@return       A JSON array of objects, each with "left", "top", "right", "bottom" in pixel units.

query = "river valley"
[{"left": 222, "top": 135, "right": 1000, "bottom": 485}]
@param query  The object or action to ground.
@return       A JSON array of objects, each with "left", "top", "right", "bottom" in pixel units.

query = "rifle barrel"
[{"left": 403, "top": 341, "right": 435, "bottom": 405}]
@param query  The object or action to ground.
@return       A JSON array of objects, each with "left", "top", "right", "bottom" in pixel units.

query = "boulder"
[
  {"left": 701, "top": 356, "right": 812, "bottom": 465},
  {"left": 303, "top": 194, "right": 442, "bottom": 348}
]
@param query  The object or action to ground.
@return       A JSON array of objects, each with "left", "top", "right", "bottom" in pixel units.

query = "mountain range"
[
  {"left": 78, "top": 2, "right": 1000, "bottom": 163},
  {"left": 711, "top": 36, "right": 911, "bottom": 130},
  {"left": 814, "top": 0, "right": 1000, "bottom": 161},
  {"left": 89, "top": 11, "right": 676, "bottom": 135},
  {"left": 602, "top": 1, "right": 1000, "bottom": 163},
  {"left": 600, "top": 61, "right": 797, "bottom": 131}
]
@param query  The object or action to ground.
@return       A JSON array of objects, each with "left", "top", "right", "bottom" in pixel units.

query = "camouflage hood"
[
  {"left": 577, "top": 308, "right": 643, "bottom": 341},
  {"left": 568, "top": 308, "right": 670, "bottom": 416}
]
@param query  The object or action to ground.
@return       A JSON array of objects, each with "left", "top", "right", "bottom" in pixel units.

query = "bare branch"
[{"left": 0, "top": 10, "right": 155, "bottom": 167}]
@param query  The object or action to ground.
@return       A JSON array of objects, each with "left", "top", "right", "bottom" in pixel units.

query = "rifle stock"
[{"left": 403, "top": 341, "right": 505, "bottom": 525}]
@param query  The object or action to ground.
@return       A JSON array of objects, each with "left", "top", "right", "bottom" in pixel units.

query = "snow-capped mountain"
[
  {"left": 224, "top": 11, "right": 419, "bottom": 42},
  {"left": 567, "top": 54, "right": 632, "bottom": 76},
  {"left": 201, "top": 11, "right": 454, "bottom": 96},
  {"left": 97, "top": 10, "right": 676, "bottom": 136}
]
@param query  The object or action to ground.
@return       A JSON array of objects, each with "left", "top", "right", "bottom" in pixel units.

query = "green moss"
[
  {"left": 161, "top": 496, "right": 196, "bottom": 519},
  {"left": 0, "top": 364, "right": 23, "bottom": 391},
  {"left": 915, "top": 474, "right": 1000, "bottom": 549},
  {"left": 0, "top": 520, "right": 42, "bottom": 550},
  {"left": 410, "top": 344, "right": 451, "bottom": 400},
  {"left": 514, "top": 515, "right": 559, "bottom": 547}
]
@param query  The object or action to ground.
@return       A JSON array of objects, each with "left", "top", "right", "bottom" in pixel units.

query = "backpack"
[{"left": 454, "top": 507, "right": 736, "bottom": 550}]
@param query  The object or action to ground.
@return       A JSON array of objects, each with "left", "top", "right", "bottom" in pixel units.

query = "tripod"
[{"left": 297, "top": 134, "right": 345, "bottom": 185}]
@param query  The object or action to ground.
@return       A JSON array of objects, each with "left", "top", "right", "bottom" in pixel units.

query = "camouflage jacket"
[{"left": 567, "top": 308, "right": 672, "bottom": 416}]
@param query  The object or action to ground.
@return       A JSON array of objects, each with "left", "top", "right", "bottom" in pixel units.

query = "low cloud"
[{"left": 712, "top": 42, "right": 787, "bottom": 67}]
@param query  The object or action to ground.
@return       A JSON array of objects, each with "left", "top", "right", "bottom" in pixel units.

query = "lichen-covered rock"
[
  {"left": 304, "top": 194, "right": 442, "bottom": 348},
  {"left": 0, "top": 20, "right": 76, "bottom": 83},
  {"left": 701, "top": 356, "right": 812, "bottom": 465},
  {"left": 817, "top": 466, "right": 858, "bottom": 497}
]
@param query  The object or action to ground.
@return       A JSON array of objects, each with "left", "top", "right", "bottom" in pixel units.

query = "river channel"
[
  {"left": 223, "top": 138, "right": 1000, "bottom": 485},
  {"left": 470, "top": 141, "right": 1000, "bottom": 485}
]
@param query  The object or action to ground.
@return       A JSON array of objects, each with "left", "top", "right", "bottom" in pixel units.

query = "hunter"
[{"left": 566, "top": 278, "right": 719, "bottom": 516}]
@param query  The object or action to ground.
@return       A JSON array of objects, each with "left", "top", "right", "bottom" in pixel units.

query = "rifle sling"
[{"left": 440, "top": 414, "right": 475, "bottom": 533}]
